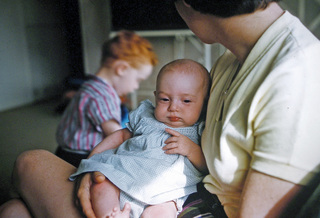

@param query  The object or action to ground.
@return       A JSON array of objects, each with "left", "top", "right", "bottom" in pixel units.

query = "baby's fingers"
[
  {"left": 163, "top": 142, "right": 180, "bottom": 154},
  {"left": 164, "top": 136, "right": 177, "bottom": 144},
  {"left": 165, "top": 128, "right": 181, "bottom": 136},
  {"left": 163, "top": 142, "right": 175, "bottom": 150},
  {"left": 164, "top": 147, "right": 179, "bottom": 154}
]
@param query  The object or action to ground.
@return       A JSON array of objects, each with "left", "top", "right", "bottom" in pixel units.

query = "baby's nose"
[{"left": 168, "top": 102, "right": 179, "bottom": 111}]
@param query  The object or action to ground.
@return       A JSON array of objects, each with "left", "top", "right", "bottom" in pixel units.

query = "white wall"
[
  {"left": 0, "top": 0, "right": 34, "bottom": 111},
  {"left": 79, "top": 0, "right": 111, "bottom": 75},
  {"left": 281, "top": 0, "right": 320, "bottom": 38},
  {"left": 22, "top": 0, "right": 69, "bottom": 101},
  {"left": 0, "top": 0, "right": 70, "bottom": 112}
]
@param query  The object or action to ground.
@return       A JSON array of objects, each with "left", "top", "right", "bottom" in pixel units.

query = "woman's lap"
[
  {"left": 13, "top": 149, "right": 83, "bottom": 217},
  {"left": 11, "top": 150, "right": 227, "bottom": 218}
]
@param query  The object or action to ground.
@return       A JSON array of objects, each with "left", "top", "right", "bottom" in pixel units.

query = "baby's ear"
[
  {"left": 114, "top": 60, "right": 130, "bottom": 76},
  {"left": 153, "top": 91, "right": 157, "bottom": 97}
]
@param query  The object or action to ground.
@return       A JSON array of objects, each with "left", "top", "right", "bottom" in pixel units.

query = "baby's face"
[{"left": 154, "top": 70, "right": 206, "bottom": 128}]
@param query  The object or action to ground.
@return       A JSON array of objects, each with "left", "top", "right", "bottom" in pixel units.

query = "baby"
[{"left": 70, "top": 59, "right": 210, "bottom": 217}]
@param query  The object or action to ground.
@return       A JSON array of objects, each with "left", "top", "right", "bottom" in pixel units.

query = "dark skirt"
[
  {"left": 55, "top": 146, "right": 89, "bottom": 168},
  {"left": 178, "top": 183, "right": 227, "bottom": 218}
]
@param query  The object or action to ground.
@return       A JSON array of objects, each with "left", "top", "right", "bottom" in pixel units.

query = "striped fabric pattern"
[
  {"left": 178, "top": 183, "right": 227, "bottom": 218},
  {"left": 56, "top": 76, "right": 121, "bottom": 152},
  {"left": 178, "top": 193, "right": 215, "bottom": 218}
]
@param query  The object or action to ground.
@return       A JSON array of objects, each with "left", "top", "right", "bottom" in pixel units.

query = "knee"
[
  {"left": 0, "top": 199, "right": 32, "bottom": 218},
  {"left": 12, "top": 149, "right": 51, "bottom": 188},
  {"left": 14, "top": 149, "right": 49, "bottom": 174}
]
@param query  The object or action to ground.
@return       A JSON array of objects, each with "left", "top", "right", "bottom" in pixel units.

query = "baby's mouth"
[{"left": 168, "top": 117, "right": 180, "bottom": 122}]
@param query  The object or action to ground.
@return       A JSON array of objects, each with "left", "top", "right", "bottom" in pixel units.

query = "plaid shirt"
[{"left": 56, "top": 76, "right": 121, "bottom": 152}]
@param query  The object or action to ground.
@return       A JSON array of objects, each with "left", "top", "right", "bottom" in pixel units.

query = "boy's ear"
[{"left": 114, "top": 60, "right": 130, "bottom": 76}]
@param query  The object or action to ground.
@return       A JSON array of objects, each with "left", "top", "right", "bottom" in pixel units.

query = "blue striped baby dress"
[{"left": 70, "top": 99, "right": 204, "bottom": 205}]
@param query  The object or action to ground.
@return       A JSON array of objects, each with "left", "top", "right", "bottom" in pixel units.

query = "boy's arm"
[
  {"left": 100, "top": 119, "right": 122, "bottom": 137},
  {"left": 164, "top": 128, "right": 208, "bottom": 174},
  {"left": 88, "top": 128, "right": 132, "bottom": 158}
]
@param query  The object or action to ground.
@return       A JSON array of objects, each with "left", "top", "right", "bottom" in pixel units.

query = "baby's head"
[{"left": 154, "top": 59, "right": 210, "bottom": 128}]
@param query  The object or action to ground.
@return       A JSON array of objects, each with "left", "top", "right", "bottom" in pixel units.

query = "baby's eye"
[
  {"left": 183, "top": 99, "right": 191, "bottom": 103},
  {"left": 160, "top": 98, "right": 169, "bottom": 102}
]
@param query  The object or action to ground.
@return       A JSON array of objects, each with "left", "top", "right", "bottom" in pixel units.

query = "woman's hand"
[
  {"left": 75, "top": 129, "right": 132, "bottom": 217},
  {"left": 75, "top": 172, "right": 106, "bottom": 218}
]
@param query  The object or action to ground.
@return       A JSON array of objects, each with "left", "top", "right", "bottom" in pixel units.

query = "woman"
[
  {"left": 172, "top": 0, "right": 320, "bottom": 217},
  {"left": 1, "top": 0, "right": 320, "bottom": 217}
]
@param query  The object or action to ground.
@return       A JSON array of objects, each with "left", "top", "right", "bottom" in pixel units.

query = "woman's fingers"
[
  {"left": 93, "top": 171, "right": 106, "bottom": 183},
  {"left": 77, "top": 173, "right": 96, "bottom": 218}
]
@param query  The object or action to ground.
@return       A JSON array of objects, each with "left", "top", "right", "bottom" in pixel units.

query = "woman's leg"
[
  {"left": 141, "top": 201, "right": 177, "bottom": 218},
  {"left": 13, "top": 149, "right": 83, "bottom": 217},
  {"left": 90, "top": 178, "right": 121, "bottom": 217},
  {"left": 0, "top": 198, "right": 32, "bottom": 218}
]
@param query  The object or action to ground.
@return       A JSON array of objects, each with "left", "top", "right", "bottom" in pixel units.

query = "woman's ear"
[
  {"left": 182, "top": 0, "right": 191, "bottom": 7},
  {"left": 113, "top": 60, "right": 130, "bottom": 76}
]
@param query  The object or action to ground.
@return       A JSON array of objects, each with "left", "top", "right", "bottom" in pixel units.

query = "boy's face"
[
  {"left": 154, "top": 69, "right": 206, "bottom": 128},
  {"left": 116, "top": 64, "right": 153, "bottom": 96}
]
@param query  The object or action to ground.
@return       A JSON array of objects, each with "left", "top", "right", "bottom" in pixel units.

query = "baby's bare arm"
[
  {"left": 89, "top": 128, "right": 132, "bottom": 157},
  {"left": 163, "top": 128, "right": 208, "bottom": 173}
]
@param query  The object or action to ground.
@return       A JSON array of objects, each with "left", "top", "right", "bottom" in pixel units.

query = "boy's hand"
[{"left": 163, "top": 128, "right": 198, "bottom": 157}]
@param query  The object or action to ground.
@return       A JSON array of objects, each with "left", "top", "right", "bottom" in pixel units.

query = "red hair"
[{"left": 101, "top": 30, "right": 158, "bottom": 68}]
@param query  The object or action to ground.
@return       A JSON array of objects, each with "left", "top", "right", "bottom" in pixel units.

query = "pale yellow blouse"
[{"left": 202, "top": 11, "right": 320, "bottom": 217}]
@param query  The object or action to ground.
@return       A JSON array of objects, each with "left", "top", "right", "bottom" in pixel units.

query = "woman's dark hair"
[{"left": 172, "top": 0, "right": 281, "bottom": 18}]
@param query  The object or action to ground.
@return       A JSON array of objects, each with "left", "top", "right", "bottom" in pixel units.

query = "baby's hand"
[
  {"left": 164, "top": 128, "right": 208, "bottom": 173},
  {"left": 163, "top": 128, "right": 197, "bottom": 157}
]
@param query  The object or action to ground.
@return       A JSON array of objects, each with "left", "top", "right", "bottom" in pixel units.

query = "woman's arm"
[{"left": 238, "top": 169, "right": 302, "bottom": 217}]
